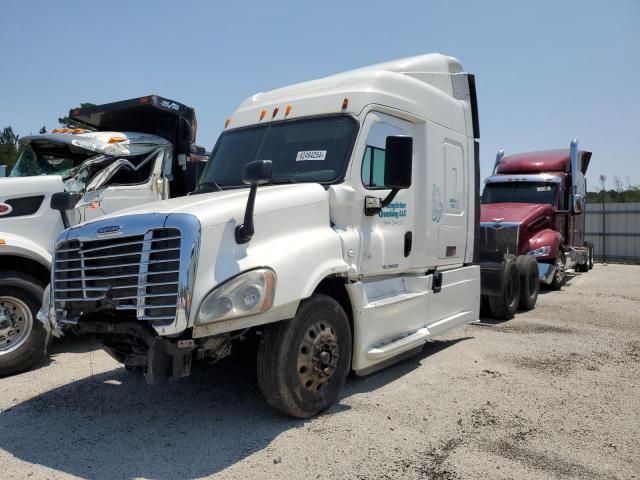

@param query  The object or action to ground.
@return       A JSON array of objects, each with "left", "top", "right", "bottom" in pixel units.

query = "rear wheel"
[
  {"left": 515, "top": 255, "right": 539, "bottom": 311},
  {"left": 488, "top": 258, "right": 521, "bottom": 320},
  {"left": 587, "top": 242, "right": 594, "bottom": 270},
  {"left": 0, "top": 272, "right": 47, "bottom": 377},
  {"left": 549, "top": 250, "right": 566, "bottom": 290},
  {"left": 257, "top": 294, "right": 352, "bottom": 418}
]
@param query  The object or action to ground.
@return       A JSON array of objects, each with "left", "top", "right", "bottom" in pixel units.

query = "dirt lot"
[{"left": 0, "top": 264, "right": 638, "bottom": 479}]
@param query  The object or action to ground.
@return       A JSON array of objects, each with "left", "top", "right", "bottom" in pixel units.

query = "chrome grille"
[
  {"left": 54, "top": 229, "right": 181, "bottom": 322},
  {"left": 479, "top": 223, "right": 519, "bottom": 257}
]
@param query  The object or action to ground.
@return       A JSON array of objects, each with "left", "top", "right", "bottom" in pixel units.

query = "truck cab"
[
  {"left": 44, "top": 54, "right": 482, "bottom": 417},
  {"left": 481, "top": 141, "right": 593, "bottom": 289},
  {"left": 0, "top": 95, "right": 207, "bottom": 376}
]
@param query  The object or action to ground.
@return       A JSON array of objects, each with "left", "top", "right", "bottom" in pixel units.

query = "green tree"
[
  {"left": 0, "top": 126, "right": 20, "bottom": 172},
  {"left": 58, "top": 102, "right": 96, "bottom": 128},
  {"left": 39, "top": 125, "right": 47, "bottom": 134}
]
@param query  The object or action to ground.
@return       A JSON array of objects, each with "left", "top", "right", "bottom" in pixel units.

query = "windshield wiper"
[
  {"left": 267, "top": 176, "right": 297, "bottom": 185},
  {"left": 194, "top": 181, "right": 223, "bottom": 193}
]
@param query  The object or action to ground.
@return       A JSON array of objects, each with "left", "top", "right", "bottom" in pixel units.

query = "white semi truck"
[
  {"left": 0, "top": 96, "right": 207, "bottom": 376},
  {"left": 44, "top": 54, "right": 486, "bottom": 417}
]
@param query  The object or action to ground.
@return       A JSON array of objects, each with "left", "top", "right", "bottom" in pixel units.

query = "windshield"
[
  {"left": 198, "top": 115, "right": 357, "bottom": 189},
  {"left": 481, "top": 182, "right": 558, "bottom": 205},
  {"left": 10, "top": 144, "right": 90, "bottom": 178}
]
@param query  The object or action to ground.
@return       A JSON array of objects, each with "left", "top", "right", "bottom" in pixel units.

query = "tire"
[
  {"left": 587, "top": 242, "right": 594, "bottom": 270},
  {"left": 257, "top": 293, "right": 352, "bottom": 418},
  {"left": 549, "top": 250, "right": 566, "bottom": 291},
  {"left": 515, "top": 255, "right": 539, "bottom": 311},
  {"left": 0, "top": 271, "right": 48, "bottom": 377},
  {"left": 488, "top": 258, "right": 521, "bottom": 320}
]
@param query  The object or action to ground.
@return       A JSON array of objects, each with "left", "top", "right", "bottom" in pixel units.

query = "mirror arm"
[
  {"left": 235, "top": 184, "right": 258, "bottom": 244},
  {"left": 59, "top": 210, "right": 71, "bottom": 229},
  {"left": 381, "top": 189, "right": 399, "bottom": 208}
]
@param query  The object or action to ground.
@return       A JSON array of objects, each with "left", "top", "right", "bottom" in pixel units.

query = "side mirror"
[
  {"left": 364, "top": 136, "right": 413, "bottom": 216},
  {"left": 384, "top": 135, "right": 413, "bottom": 189},
  {"left": 242, "top": 160, "right": 273, "bottom": 185},
  {"left": 572, "top": 193, "right": 585, "bottom": 215},
  {"left": 236, "top": 160, "right": 273, "bottom": 244},
  {"left": 50, "top": 191, "right": 82, "bottom": 229}
]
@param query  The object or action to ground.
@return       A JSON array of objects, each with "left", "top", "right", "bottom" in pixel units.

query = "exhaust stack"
[{"left": 493, "top": 149, "right": 504, "bottom": 174}]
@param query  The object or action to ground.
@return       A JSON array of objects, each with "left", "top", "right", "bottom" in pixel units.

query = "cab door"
[
  {"left": 78, "top": 147, "right": 169, "bottom": 223},
  {"left": 352, "top": 112, "right": 417, "bottom": 277}
]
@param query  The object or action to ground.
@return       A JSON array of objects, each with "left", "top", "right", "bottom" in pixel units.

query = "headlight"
[
  {"left": 528, "top": 245, "right": 551, "bottom": 257},
  {"left": 197, "top": 268, "right": 276, "bottom": 324}
]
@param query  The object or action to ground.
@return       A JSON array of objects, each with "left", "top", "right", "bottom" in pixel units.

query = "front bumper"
[
  {"left": 538, "top": 262, "right": 556, "bottom": 284},
  {"left": 37, "top": 285, "right": 63, "bottom": 339}
]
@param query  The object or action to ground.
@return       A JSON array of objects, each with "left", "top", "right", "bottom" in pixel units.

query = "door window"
[{"left": 361, "top": 119, "right": 404, "bottom": 189}]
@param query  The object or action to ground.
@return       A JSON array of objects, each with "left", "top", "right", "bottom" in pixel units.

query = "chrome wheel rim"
[
  {"left": 297, "top": 320, "right": 340, "bottom": 393},
  {"left": 0, "top": 296, "right": 33, "bottom": 355}
]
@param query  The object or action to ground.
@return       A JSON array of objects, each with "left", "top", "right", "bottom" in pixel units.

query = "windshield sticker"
[
  {"left": 432, "top": 185, "right": 444, "bottom": 222},
  {"left": 296, "top": 150, "right": 327, "bottom": 161},
  {"left": 537, "top": 186, "right": 552, "bottom": 191}
]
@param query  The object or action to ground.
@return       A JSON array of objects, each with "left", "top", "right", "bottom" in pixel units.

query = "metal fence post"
[{"left": 601, "top": 192, "right": 606, "bottom": 262}]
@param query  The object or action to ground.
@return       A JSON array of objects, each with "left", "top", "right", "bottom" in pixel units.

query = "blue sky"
[{"left": 2, "top": 0, "right": 639, "bottom": 189}]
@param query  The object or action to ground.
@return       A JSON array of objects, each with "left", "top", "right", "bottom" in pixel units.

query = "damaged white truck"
[
  {"left": 44, "top": 54, "right": 484, "bottom": 417},
  {"left": 0, "top": 96, "right": 207, "bottom": 376}
]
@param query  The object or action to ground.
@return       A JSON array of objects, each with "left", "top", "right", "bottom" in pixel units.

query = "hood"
[
  {"left": 89, "top": 183, "right": 330, "bottom": 230},
  {"left": 0, "top": 175, "right": 64, "bottom": 200},
  {"left": 20, "top": 131, "right": 170, "bottom": 157},
  {"left": 481, "top": 202, "right": 554, "bottom": 225}
]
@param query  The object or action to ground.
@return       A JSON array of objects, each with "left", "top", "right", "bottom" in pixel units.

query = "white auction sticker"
[{"left": 296, "top": 150, "right": 327, "bottom": 161}]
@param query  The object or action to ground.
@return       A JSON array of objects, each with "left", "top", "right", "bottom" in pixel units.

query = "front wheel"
[
  {"left": 0, "top": 272, "right": 48, "bottom": 377},
  {"left": 488, "top": 258, "right": 521, "bottom": 320},
  {"left": 257, "top": 294, "right": 352, "bottom": 418},
  {"left": 515, "top": 255, "right": 539, "bottom": 311},
  {"left": 549, "top": 250, "right": 566, "bottom": 290}
]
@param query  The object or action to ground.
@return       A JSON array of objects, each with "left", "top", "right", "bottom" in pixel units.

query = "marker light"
[
  {"left": 71, "top": 109, "right": 81, "bottom": 116},
  {"left": 139, "top": 96, "right": 150, "bottom": 104},
  {"left": 0, "top": 239, "right": 5, "bottom": 245},
  {"left": 0, "top": 203, "right": 12, "bottom": 216},
  {"left": 259, "top": 110, "right": 267, "bottom": 120},
  {"left": 224, "top": 118, "right": 231, "bottom": 128},
  {"left": 285, "top": 104, "right": 293, "bottom": 116},
  {"left": 272, "top": 107, "right": 279, "bottom": 118},
  {"left": 108, "top": 137, "right": 127, "bottom": 144},
  {"left": 342, "top": 97, "right": 349, "bottom": 110},
  {"left": 52, "top": 128, "right": 89, "bottom": 134}
]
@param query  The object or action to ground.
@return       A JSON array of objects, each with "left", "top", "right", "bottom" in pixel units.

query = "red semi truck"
[{"left": 480, "top": 140, "right": 594, "bottom": 302}]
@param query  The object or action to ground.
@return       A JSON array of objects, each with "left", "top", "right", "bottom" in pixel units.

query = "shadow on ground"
[{"left": 0, "top": 337, "right": 468, "bottom": 479}]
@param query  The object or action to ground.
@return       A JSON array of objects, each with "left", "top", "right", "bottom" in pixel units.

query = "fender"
[
  {"left": 526, "top": 228, "right": 563, "bottom": 261},
  {"left": 0, "top": 231, "right": 53, "bottom": 269}
]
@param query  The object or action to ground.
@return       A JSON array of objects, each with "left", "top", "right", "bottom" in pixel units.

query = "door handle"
[{"left": 404, "top": 231, "right": 412, "bottom": 257}]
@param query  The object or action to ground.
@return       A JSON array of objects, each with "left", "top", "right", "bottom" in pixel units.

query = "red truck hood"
[{"left": 481, "top": 202, "right": 554, "bottom": 225}]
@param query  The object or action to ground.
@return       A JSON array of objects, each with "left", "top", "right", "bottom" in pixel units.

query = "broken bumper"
[{"left": 36, "top": 285, "right": 63, "bottom": 339}]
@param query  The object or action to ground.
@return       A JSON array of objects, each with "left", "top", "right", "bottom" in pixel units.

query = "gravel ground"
[{"left": 0, "top": 264, "right": 638, "bottom": 479}]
